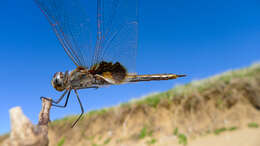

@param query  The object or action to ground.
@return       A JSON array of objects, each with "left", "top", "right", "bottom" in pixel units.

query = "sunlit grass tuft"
[
  {"left": 103, "top": 138, "right": 111, "bottom": 145},
  {"left": 147, "top": 138, "right": 157, "bottom": 145},
  {"left": 57, "top": 137, "right": 65, "bottom": 146},
  {"left": 248, "top": 122, "right": 259, "bottom": 128}
]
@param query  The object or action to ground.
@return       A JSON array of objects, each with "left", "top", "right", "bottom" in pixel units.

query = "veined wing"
[
  {"left": 94, "top": 0, "right": 138, "bottom": 73},
  {"left": 34, "top": 0, "right": 94, "bottom": 67},
  {"left": 35, "top": 0, "right": 138, "bottom": 72}
]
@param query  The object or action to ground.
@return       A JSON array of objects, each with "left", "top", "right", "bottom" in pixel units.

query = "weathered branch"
[
  {"left": 38, "top": 98, "right": 52, "bottom": 125},
  {"left": 3, "top": 98, "right": 52, "bottom": 146}
]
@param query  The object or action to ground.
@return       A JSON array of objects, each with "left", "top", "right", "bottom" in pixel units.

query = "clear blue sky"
[{"left": 1, "top": 0, "right": 260, "bottom": 134}]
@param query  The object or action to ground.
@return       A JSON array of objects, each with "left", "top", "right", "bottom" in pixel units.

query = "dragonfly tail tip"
[{"left": 177, "top": 74, "right": 187, "bottom": 78}]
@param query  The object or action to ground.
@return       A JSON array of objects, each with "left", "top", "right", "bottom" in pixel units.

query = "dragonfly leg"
[
  {"left": 40, "top": 96, "right": 52, "bottom": 102},
  {"left": 40, "top": 90, "right": 71, "bottom": 108},
  {"left": 52, "top": 90, "right": 71, "bottom": 108},
  {"left": 71, "top": 90, "right": 84, "bottom": 128},
  {"left": 51, "top": 90, "right": 68, "bottom": 104}
]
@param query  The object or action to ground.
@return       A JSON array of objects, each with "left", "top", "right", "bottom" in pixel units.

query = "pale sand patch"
[{"left": 188, "top": 128, "right": 260, "bottom": 146}]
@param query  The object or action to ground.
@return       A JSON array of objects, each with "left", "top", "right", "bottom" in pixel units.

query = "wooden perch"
[{"left": 3, "top": 98, "right": 52, "bottom": 146}]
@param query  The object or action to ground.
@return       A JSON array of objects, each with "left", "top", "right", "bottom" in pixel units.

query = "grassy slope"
[{"left": 1, "top": 63, "right": 260, "bottom": 146}]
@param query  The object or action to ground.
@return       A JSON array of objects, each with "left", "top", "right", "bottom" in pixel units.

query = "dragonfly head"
[{"left": 51, "top": 72, "right": 66, "bottom": 92}]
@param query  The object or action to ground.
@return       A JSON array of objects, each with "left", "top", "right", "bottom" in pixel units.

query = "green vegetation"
[
  {"left": 216, "top": 97, "right": 224, "bottom": 109},
  {"left": 103, "top": 138, "right": 111, "bottom": 145},
  {"left": 173, "top": 127, "right": 187, "bottom": 146},
  {"left": 87, "top": 109, "right": 108, "bottom": 117},
  {"left": 98, "top": 135, "right": 102, "bottom": 140},
  {"left": 138, "top": 127, "right": 153, "bottom": 139},
  {"left": 214, "top": 128, "right": 227, "bottom": 135},
  {"left": 116, "top": 138, "right": 123, "bottom": 143},
  {"left": 178, "top": 134, "right": 188, "bottom": 146},
  {"left": 86, "top": 135, "right": 95, "bottom": 141},
  {"left": 51, "top": 108, "right": 110, "bottom": 126},
  {"left": 213, "top": 126, "right": 238, "bottom": 135},
  {"left": 148, "top": 130, "right": 153, "bottom": 137},
  {"left": 147, "top": 138, "right": 157, "bottom": 145},
  {"left": 57, "top": 137, "right": 65, "bottom": 146},
  {"left": 51, "top": 116, "right": 79, "bottom": 125},
  {"left": 173, "top": 128, "right": 179, "bottom": 136},
  {"left": 248, "top": 122, "right": 259, "bottom": 128},
  {"left": 139, "top": 127, "right": 147, "bottom": 139},
  {"left": 120, "top": 102, "right": 131, "bottom": 108},
  {"left": 228, "top": 126, "right": 238, "bottom": 131},
  {"left": 137, "top": 94, "right": 161, "bottom": 108}
]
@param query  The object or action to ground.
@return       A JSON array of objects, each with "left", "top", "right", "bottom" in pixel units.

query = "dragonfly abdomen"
[{"left": 125, "top": 74, "right": 186, "bottom": 83}]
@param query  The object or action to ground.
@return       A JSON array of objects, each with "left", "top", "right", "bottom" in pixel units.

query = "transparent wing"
[
  {"left": 34, "top": 0, "right": 93, "bottom": 67},
  {"left": 94, "top": 0, "right": 138, "bottom": 73},
  {"left": 35, "top": 0, "right": 138, "bottom": 72}
]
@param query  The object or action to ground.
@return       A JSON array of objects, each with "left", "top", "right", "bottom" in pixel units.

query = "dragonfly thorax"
[{"left": 51, "top": 72, "right": 68, "bottom": 92}]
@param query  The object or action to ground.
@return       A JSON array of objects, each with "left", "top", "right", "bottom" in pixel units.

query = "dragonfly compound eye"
[{"left": 51, "top": 72, "right": 66, "bottom": 92}]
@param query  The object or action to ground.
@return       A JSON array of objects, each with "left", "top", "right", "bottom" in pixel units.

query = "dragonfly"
[{"left": 34, "top": 0, "right": 186, "bottom": 127}]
